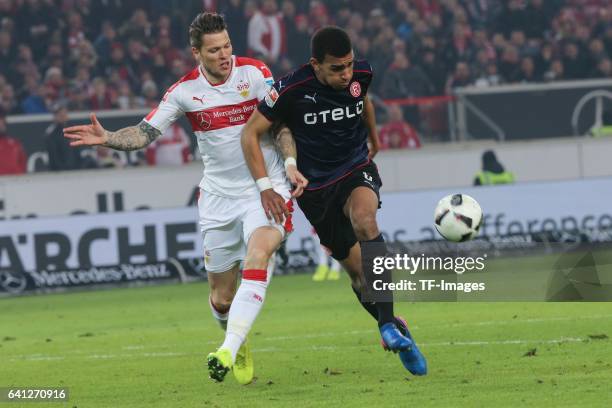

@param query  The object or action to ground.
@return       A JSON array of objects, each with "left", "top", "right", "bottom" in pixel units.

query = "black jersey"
[{"left": 257, "top": 60, "right": 373, "bottom": 189}]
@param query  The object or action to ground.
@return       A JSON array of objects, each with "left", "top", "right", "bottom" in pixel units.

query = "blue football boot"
[
  {"left": 394, "top": 316, "right": 427, "bottom": 375},
  {"left": 379, "top": 322, "right": 412, "bottom": 351}
]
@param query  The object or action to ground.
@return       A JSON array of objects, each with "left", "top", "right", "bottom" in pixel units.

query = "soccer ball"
[{"left": 434, "top": 194, "right": 483, "bottom": 242}]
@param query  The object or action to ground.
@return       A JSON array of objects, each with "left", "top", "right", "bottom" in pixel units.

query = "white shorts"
[{"left": 198, "top": 186, "right": 293, "bottom": 273}]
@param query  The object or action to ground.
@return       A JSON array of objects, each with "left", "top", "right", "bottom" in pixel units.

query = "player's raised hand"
[
  {"left": 261, "top": 189, "right": 290, "bottom": 225},
  {"left": 286, "top": 164, "right": 308, "bottom": 198},
  {"left": 63, "top": 113, "right": 108, "bottom": 147}
]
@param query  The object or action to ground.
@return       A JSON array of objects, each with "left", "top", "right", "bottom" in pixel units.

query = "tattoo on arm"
[
  {"left": 103, "top": 120, "right": 161, "bottom": 151},
  {"left": 275, "top": 127, "right": 297, "bottom": 160}
]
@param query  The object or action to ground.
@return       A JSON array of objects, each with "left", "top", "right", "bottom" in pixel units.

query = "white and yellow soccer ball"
[{"left": 434, "top": 194, "right": 483, "bottom": 242}]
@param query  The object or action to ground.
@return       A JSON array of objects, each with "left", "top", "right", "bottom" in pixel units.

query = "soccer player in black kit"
[{"left": 241, "top": 26, "right": 427, "bottom": 375}]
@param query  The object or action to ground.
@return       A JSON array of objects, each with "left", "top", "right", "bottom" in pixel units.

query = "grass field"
[{"left": 1, "top": 273, "right": 611, "bottom": 407}]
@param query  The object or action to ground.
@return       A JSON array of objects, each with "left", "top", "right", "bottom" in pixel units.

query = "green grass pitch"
[{"left": 1, "top": 274, "right": 611, "bottom": 407}]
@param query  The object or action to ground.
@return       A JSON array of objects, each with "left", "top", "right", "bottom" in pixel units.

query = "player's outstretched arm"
[
  {"left": 242, "top": 110, "right": 274, "bottom": 182},
  {"left": 274, "top": 126, "right": 308, "bottom": 198},
  {"left": 362, "top": 96, "right": 381, "bottom": 159},
  {"left": 241, "top": 110, "right": 289, "bottom": 224},
  {"left": 63, "top": 113, "right": 161, "bottom": 151}
]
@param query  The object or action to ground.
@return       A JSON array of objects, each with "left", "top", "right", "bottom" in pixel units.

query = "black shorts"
[{"left": 297, "top": 161, "right": 382, "bottom": 261}]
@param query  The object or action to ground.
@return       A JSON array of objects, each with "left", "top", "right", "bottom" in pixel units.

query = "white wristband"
[
  {"left": 256, "top": 177, "right": 273, "bottom": 192},
  {"left": 284, "top": 157, "right": 297, "bottom": 170}
]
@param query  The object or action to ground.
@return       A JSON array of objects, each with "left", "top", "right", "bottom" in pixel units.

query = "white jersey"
[{"left": 144, "top": 56, "right": 286, "bottom": 198}]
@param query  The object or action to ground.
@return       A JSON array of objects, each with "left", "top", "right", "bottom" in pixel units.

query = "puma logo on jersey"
[
  {"left": 192, "top": 96, "right": 205, "bottom": 104},
  {"left": 304, "top": 93, "right": 317, "bottom": 103},
  {"left": 303, "top": 100, "right": 364, "bottom": 125}
]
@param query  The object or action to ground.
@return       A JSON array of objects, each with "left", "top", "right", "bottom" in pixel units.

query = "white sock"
[
  {"left": 222, "top": 262, "right": 273, "bottom": 362},
  {"left": 209, "top": 296, "right": 228, "bottom": 331},
  {"left": 330, "top": 257, "right": 341, "bottom": 271},
  {"left": 314, "top": 240, "right": 328, "bottom": 268}
]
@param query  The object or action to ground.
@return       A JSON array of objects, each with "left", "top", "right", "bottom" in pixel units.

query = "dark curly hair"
[
  {"left": 311, "top": 26, "right": 352, "bottom": 63},
  {"left": 189, "top": 12, "right": 227, "bottom": 50}
]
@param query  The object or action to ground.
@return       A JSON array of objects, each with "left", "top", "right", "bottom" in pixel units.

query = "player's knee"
[
  {"left": 351, "top": 211, "right": 379, "bottom": 240},
  {"left": 245, "top": 247, "right": 273, "bottom": 269},
  {"left": 210, "top": 291, "right": 234, "bottom": 314}
]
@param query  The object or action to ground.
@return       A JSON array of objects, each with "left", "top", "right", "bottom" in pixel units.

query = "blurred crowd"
[
  {"left": 2, "top": 0, "right": 612, "bottom": 116},
  {"left": 2, "top": 0, "right": 612, "bottom": 174}
]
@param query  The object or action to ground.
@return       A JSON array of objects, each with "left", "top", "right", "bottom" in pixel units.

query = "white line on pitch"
[
  {"left": 6, "top": 314, "right": 610, "bottom": 361},
  {"left": 444, "top": 314, "right": 612, "bottom": 328},
  {"left": 7, "top": 336, "right": 593, "bottom": 362},
  {"left": 9, "top": 314, "right": 608, "bottom": 359}
]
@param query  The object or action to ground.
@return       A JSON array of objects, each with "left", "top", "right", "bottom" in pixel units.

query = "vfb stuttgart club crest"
[
  {"left": 197, "top": 111, "right": 212, "bottom": 129},
  {"left": 237, "top": 80, "right": 250, "bottom": 98},
  {"left": 349, "top": 81, "right": 361, "bottom": 97}
]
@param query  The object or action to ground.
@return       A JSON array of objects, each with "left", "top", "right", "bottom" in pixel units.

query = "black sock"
[
  {"left": 351, "top": 286, "right": 378, "bottom": 321},
  {"left": 361, "top": 233, "right": 395, "bottom": 327}
]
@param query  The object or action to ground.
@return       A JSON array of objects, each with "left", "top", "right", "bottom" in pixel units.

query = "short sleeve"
[
  {"left": 255, "top": 63, "right": 275, "bottom": 102},
  {"left": 354, "top": 59, "right": 373, "bottom": 93},
  {"left": 257, "top": 80, "right": 287, "bottom": 122},
  {"left": 143, "top": 84, "right": 184, "bottom": 133}
]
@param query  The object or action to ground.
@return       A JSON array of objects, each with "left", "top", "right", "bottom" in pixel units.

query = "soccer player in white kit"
[{"left": 63, "top": 12, "right": 306, "bottom": 385}]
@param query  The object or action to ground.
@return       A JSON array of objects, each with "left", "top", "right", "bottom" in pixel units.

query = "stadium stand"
[{"left": 1, "top": 0, "right": 611, "bottom": 164}]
